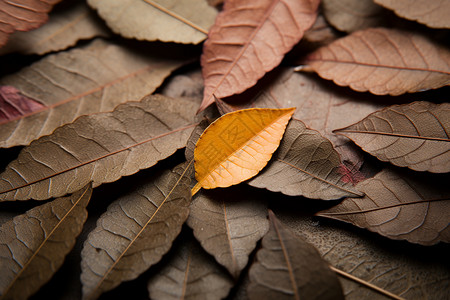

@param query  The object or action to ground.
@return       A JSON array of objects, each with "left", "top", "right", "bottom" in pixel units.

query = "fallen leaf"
[
  {"left": 0, "top": 94, "right": 197, "bottom": 201},
  {"left": 374, "top": 0, "right": 450, "bottom": 29},
  {"left": 185, "top": 120, "right": 210, "bottom": 162},
  {"left": 88, "top": 0, "right": 217, "bottom": 44},
  {"left": 0, "top": 39, "right": 192, "bottom": 148},
  {"left": 247, "top": 211, "right": 344, "bottom": 300},
  {"left": 0, "top": 1, "right": 109, "bottom": 55},
  {"left": 199, "top": 0, "right": 319, "bottom": 111},
  {"left": 304, "top": 28, "right": 450, "bottom": 95},
  {"left": 187, "top": 187, "right": 269, "bottom": 278},
  {"left": 147, "top": 231, "right": 233, "bottom": 300},
  {"left": 192, "top": 107, "right": 295, "bottom": 195},
  {"left": 81, "top": 162, "right": 193, "bottom": 300},
  {"left": 334, "top": 101, "right": 450, "bottom": 173},
  {"left": 302, "top": 14, "right": 339, "bottom": 47},
  {"left": 0, "top": 183, "right": 92, "bottom": 300},
  {"left": 317, "top": 168, "right": 450, "bottom": 245},
  {"left": 249, "top": 119, "right": 363, "bottom": 200},
  {"left": 0, "top": 86, "right": 45, "bottom": 123},
  {"left": 0, "top": 0, "right": 62, "bottom": 47}
]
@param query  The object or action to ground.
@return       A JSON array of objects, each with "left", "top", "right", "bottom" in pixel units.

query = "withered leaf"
[
  {"left": 247, "top": 211, "right": 344, "bottom": 300},
  {"left": 317, "top": 168, "right": 450, "bottom": 245},
  {"left": 81, "top": 162, "right": 192, "bottom": 300},
  {"left": 249, "top": 119, "right": 362, "bottom": 200},
  {"left": 0, "top": 86, "right": 45, "bottom": 123},
  {"left": 0, "top": 95, "right": 197, "bottom": 201},
  {"left": 375, "top": 0, "right": 450, "bottom": 29},
  {"left": 0, "top": 0, "right": 61, "bottom": 47},
  {"left": 304, "top": 28, "right": 450, "bottom": 95},
  {"left": 88, "top": 0, "right": 217, "bottom": 44},
  {"left": 334, "top": 101, "right": 450, "bottom": 173},
  {"left": 187, "top": 187, "right": 269, "bottom": 279},
  {"left": 0, "top": 39, "right": 191, "bottom": 148},
  {"left": 0, "top": 183, "right": 92, "bottom": 300},
  {"left": 147, "top": 232, "right": 233, "bottom": 300},
  {"left": 199, "top": 0, "right": 320, "bottom": 111}
]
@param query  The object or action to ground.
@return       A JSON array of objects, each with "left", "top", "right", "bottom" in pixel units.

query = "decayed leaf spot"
[
  {"left": 192, "top": 107, "right": 295, "bottom": 195},
  {"left": 0, "top": 86, "right": 45, "bottom": 123}
]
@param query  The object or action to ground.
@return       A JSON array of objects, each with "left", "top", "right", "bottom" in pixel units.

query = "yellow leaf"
[{"left": 192, "top": 108, "right": 295, "bottom": 195}]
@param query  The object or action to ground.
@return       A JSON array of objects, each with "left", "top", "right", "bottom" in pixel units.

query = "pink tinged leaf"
[{"left": 0, "top": 86, "right": 45, "bottom": 123}]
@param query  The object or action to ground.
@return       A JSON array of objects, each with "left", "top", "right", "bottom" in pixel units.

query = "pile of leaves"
[{"left": 0, "top": 0, "right": 449, "bottom": 299}]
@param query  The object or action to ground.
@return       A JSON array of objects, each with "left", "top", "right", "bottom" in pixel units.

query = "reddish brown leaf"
[
  {"left": 0, "top": 86, "right": 45, "bottom": 123},
  {"left": 199, "top": 0, "right": 320, "bottom": 111}
]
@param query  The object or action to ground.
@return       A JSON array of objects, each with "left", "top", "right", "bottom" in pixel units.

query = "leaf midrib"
[{"left": 335, "top": 129, "right": 450, "bottom": 142}]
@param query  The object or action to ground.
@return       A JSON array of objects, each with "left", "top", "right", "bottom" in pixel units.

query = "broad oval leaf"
[
  {"left": 199, "top": 0, "right": 319, "bottom": 111},
  {"left": 187, "top": 187, "right": 269, "bottom": 279},
  {"left": 81, "top": 162, "right": 192, "bottom": 300},
  {"left": 0, "top": 95, "right": 197, "bottom": 201},
  {"left": 192, "top": 108, "right": 295, "bottom": 195},
  {"left": 88, "top": 0, "right": 217, "bottom": 44},
  {"left": 375, "top": 0, "right": 450, "bottom": 29},
  {"left": 0, "top": 183, "right": 92, "bottom": 300},
  {"left": 334, "top": 101, "right": 450, "bottom": 173},
  {"left": 304, "top": 28, "right": 450, "bottom": 95},
  {"left": 317, "top": 168, "right": 450, "bottom": 245},
  {"left": 0, "top": 38, "right": 191, "bottom": 148},
  {"left": 247, "top": 211, "right": 344, "bottom": 300},
  {"left": 249, "top": 119, "right": 363, "bottom": 200}
]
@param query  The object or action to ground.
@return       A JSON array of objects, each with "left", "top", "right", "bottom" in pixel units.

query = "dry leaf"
[
  {"left": 0, "top": 0, "right": 62, "bottom": 47},
  {"left": 0, "top": 86, "right": 45, "bottom": 123},
  {"left": 247, "top": 211, "right": 344, "bottom": 300},
  {"left": 199, "top": 0, "right": 320, "bottom": 111},
  {"left": 334, "top": 101, "right": 450, "bottom": 173},
  {"left": 249, "top": 119, "right": 363, "bottom": 200},
  {"left": 187, "top": 187, "right": 269, "bottom": 278},
  {"left": 375, "top": 0, "right": 450, "bottom": 29},
  {"left": 317, "top": 168, "right": 450, "bottom": 245},
  {"left": 0, "top": 39, "right": 191, "bottom": 148},
  {"left": 0, "top": 95, "right": 197, "bottom": 201},
  {"left": 81, "top": 162, "right": 192, "bottom": 300},
  {"left": 0, "top": 1, "right": 109, "bottom": 55},
  {"left": 304, "top": 28, "right": 450, "bottom": 95},
  {"left": 302, "top": 14, "right": 339, "bottom": 47},
  {"left": 192, "top": 108, "right": 295, "bottom": 195},
  {"left": 147, "top": 232, "right": 233, "bottom": 300},
  {"left": 0, "top": 183, "right": 92, "bottom": 300},
  {"left": 88, "top": 0, "right": 217, "bottom": 44}
]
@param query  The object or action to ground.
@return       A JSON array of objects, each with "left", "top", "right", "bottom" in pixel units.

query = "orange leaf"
[{"left": 192, "top": 108, "right": 295, "bottom": 195}]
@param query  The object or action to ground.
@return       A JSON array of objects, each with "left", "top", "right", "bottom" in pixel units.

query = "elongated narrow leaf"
[
  {"left": 81, "top": 162, "right": 193, "bottom": 300},
  {"left": 318, "top": 168, "right": 450, "bottom": 245},
  {"left": 147, "top": 233, "right": 233, "bottom": 300},
  {"left": 304, "top": 28, "right": 450, "bottom": 95},
  {"left": 248, "top": 211, "right": 344, "bottom": 300},
  {"left": 199, "top": 0, "right": 319, "bottom": 111},
  {"left": 187, "top": 188, "right": 269, "bottom": 278},
  {"left": 375, "top": 0, "right": 450, "bottom": 29},
  {"left": 249, "top": 119, "right": 362, "bottom": 200},
  {"left": 0, "top": 95, "right": 197, "bottom": 201},
  {"left": 0, "top": 0, "right": 61, "bottom": 47},
  {"left": 0, "top": 86, "right": 45, "bottom": 122},
  {"left": 0, "top": 184, "right": 92, "bottom": 300},
  {"left": 334, "top": 101, "right": 450, "bottom": 173},
  {"left": 0, "top": 1, "right": 109, "bottom": 55},
  {"left": 0, "top": 38, "right": 191, "bottom": 148},
  {"left": 88, "top": 0, "right": 217, "bottom": 44}
]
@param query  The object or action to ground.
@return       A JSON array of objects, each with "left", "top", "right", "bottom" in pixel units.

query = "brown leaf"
[
  {"left": 375, "top": 0, "right": 450, "bottom": 29},
  {"left": 147, "top": 232, "right": 233, "bottom": 300},
  {"left": 247, "top": 211, "right": 344, "bottom": 300},
  {"left": 0, "top": 0, "right": 62, "bottom": 47},
  {"left": 249, "top": 119, "right": 363, "bottom": 200},
  {"left": 302, "top": 14, "right": 339, "bottom": 47},
  {"left": 0, "top": 183, "right": 92, "bottom": 300},
  {"left": 81, "top": 162, "right": 193, "bottom": 300},
  {"left": 334, "top": 101, "right": 450, "bottom": 173},
  {"left": 304, "top": 28, "right": 450, "bottom": 95},
  {"left": 0, "top": 94, "right": 197, "bottom": 201},
  {"left": 0, "top": 86, "right": 45, "bottom": 123},
  {"left": 187, "top": 187, "right": 269, "bottom": 279},
  {"left": 0, "top": 1, "right": 109, "bottom": 55},
  {"left": 317, "top": 168, "right": 450, "bottom": 245},
  {"left": 199, "top": 0, "right": 320, "bottom": 111},
  {"left": 0, "top": 39, "right": 191, "bottom": 148},
  {"left": 88, "top": 0, "right": 217, "bottom": 44}
]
